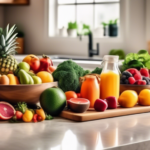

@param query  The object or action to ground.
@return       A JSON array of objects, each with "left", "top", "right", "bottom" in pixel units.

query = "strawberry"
[
  {"left": 127, "top": 68, "right": 139, "bottom": 75},
  {"left": 140, "top": 68, "right": 149, "bottom": 77},
  {"left": 134, "top": 73, "right": 142, "bottom": 81},
  {"left": 128, "top": 77, "right": 136, "bottom": 84},
  {"left": 16, "top": 111, "right": 23, "bottom": 120}
]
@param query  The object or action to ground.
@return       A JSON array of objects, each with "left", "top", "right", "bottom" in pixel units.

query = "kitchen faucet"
[{"left": 88, "top": 32, "right": 99, "bottom": 57}]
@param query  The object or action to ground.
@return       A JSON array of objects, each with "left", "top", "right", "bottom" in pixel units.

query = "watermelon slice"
[{"left": 0, "top": 102, "right": 15, "bottom": 120}]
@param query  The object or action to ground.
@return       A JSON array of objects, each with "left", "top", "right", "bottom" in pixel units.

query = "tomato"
[{"left": 65, "top": 91, "right": 77, "bottom": 100}]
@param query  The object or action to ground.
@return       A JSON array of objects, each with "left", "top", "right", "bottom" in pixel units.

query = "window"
[{"left": 49, "top": 0, "right": 120, "bottom": 37}]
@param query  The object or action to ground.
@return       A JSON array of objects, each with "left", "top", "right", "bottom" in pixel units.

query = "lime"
[{"left": 40, "top": 87, "right": 66, "bottom": 116}]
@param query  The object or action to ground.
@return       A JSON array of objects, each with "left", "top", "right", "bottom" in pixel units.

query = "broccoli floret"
[
  {"left": 52, "top": 60, "right": 90, "bottom": 92},
  {"left": 91, "top": 67, "right": 102, "bottom": 74}
]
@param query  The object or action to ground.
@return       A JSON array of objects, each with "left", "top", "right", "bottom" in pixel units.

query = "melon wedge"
[{"left": 0, "top": 102, "right": 15, "bottom": 120}]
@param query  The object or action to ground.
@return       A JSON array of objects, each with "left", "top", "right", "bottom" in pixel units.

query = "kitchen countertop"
[
  {"left": 7, "top": 55, "right": 148, "bottom": 150},
  {"left": 1, "top": 113, "right": 150, "bottom": 150},
  {"left": 14, "top": 54, "right": 123, "bottom": 69}
]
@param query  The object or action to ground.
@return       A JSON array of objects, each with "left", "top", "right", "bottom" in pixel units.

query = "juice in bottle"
[
  {"left": 81, "top": 75, "right": 100, "bottom": 108},
  {"left": 100, "top": 55, "right": 120, "bottom": 100}
]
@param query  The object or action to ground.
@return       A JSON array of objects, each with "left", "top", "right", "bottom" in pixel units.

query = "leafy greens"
[{"left": 121, "top": 50, "right": 150, "bottom": 72}]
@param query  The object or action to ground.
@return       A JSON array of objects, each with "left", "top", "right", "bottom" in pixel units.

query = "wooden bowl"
[
  {"left": 120, "top": 84, "right": 150, "bottom": 94},
  {"left": 0, "top": 82, "right": 58, "bottom": 104}
]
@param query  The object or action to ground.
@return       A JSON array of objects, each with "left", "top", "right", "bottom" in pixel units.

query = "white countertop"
[{"left": 1, "top": 113, "right": 150, "bottom": 150}]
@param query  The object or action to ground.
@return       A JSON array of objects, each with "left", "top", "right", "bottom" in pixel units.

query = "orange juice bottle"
[
  {"left": 100, "top": 55, "right": 120, "bottom": 100},
  {"left": 81, "top": 75, "right": 100, "bottom": 108}
]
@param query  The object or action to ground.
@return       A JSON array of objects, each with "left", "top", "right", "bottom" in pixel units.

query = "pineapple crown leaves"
[{"left": 0, "top": 24, "right": 19, "bottom": 57}]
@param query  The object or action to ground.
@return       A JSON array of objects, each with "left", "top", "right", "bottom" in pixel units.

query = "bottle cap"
[{"left": 103, "top": 55, "right": 119, "bottom": 63}]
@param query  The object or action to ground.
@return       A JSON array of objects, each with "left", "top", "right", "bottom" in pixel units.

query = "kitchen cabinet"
[{"left": 0, "top": 0, "right": 29, "bottom": 5}]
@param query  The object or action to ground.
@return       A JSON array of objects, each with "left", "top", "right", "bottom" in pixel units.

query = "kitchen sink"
[
  {"left": 50, "top": 55, "right": 102, "bottom": 61},
  {"left": 14, "top": 54, "right": 102, "bottom": 70}
]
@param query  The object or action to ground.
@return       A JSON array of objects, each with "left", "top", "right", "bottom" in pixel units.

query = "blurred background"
[{"left": 0, "top": 0, "right": 149, "bottom": 57}]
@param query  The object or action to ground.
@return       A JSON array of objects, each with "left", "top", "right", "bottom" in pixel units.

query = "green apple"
[
  {"left": 18, "top": 62, "right": 30, "bottom": 72},
  {"left": 32, "top": 76, "right": 42, "bottom": 84}
]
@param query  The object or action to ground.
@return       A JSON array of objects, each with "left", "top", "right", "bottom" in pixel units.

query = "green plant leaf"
[
  {"left": 1, "top": 35, "right": 6, "bottom": 47},
  {"left": 7, "top": 33, "right": 18, "bottom": 44},
  {"left": 101, "top": 22, "right": 107, "bottom": 27},
  {"left": 6, "top": 24, "right": 17, "bottom": 41},
  {"left": 137, "top": 49, "right": 150, "bottom": 62},
  {"left": 144, "top": 60, "right": 150, "bottom": 69},
  {"left": 124, "top": 53, "right": 138, "bottom": 64}
]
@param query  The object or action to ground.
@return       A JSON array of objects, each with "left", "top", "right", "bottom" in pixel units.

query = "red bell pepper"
[{"left": 38, "top": 55, "right": 53, "bottom": 73}]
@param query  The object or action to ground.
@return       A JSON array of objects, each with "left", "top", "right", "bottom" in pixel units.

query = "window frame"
[
  {"left": 57, "top": 0, "right": 120, "bottom": 31},
  {"left": 48, "top": 0, "right": 125, "bottom": 43}
]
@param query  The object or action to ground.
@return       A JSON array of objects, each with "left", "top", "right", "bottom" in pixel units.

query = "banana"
[
  {"left": 19, "top": 69, "right": 30, "bottom": 84},
  {"left": 27, "top": 71, "right": 35, "bottom": 77},
  {"left": 28, "top": 74, "right": 34, "bottom": 84}
]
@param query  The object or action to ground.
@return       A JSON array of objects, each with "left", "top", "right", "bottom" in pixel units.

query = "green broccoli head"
[
  {"left": 52, "top": 60, "right": 90, "bottom": 92},
  {"left": 91, "top": 67, "right": 102, "bottom": 74}
]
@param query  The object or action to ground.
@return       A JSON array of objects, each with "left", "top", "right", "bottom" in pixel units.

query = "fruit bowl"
[
  {"left": 120, "top": 84, "right": 150, "bottom": 94},
  {"left": 0, "top": 82, "right": 58, "bottom": 104}
]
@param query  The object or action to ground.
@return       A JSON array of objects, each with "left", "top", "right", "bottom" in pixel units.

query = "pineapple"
[{"left": 0, "top": 24, "right": 19, "bottom": 75}]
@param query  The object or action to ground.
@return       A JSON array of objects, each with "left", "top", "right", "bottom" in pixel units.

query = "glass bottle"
[{"left": 100, "top": 55, "right": 120, "bottom": 100}]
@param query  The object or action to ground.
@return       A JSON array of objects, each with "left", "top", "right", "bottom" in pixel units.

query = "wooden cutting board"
[{"left": 60, "top": 105, "right": 150, "bottom": 122}]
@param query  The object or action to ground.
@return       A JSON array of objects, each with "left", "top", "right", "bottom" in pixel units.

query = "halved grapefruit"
[{"left": 0, "top": 102, "right": 15, "bottom": 120}]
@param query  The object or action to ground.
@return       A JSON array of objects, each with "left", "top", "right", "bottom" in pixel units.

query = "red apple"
[
  {"left": 94, "top": 99, "right": 108, "bottom": 112},
  {"left": 105, "top": 96, "right": 117, "bottom": 109}
]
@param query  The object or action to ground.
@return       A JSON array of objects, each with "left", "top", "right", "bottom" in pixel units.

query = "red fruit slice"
[
  {"left": 69, "top": 98, "right": 90, "bottom": 113},
  {"left": 70, "top": 98, "right": 89, "bottom": 104},
  {"left": 0, "top": 102, "right": 15, "bottom": 120}
]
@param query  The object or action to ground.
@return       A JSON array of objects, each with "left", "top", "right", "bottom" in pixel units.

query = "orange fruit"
[
  {"left": 65, "top": 91, "right": 77, "bottom": 100},
  {"left": 0, "top": 75, "right": 9, "bottom": 85},
  {"left": 138, "top": 89, "right": 150, "bottom": 106},
  {"left": 23, "top": 54, "right": 39, "bottom": 65},
  {"left": 36, "top": 71, "right": 53, "bottom": 83},
  {"left": 118, "top": 90, "right": 138, "bottom": 108}
]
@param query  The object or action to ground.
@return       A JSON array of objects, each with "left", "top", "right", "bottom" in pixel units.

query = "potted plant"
[
  {"left": 82, "top": 24, "right": 90, "bottom": 35},
  {"left": 16, "top": 30, "right": 25, "bottom": 54},
  {"left": 101, "top": 22, "right": 107, "bottom": 36},
  {"left": 67, "top": 22, "right": 78, "bottom": 37},
  {"left": 108, "top": 19, "right": 118, "bottom": 37}
]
